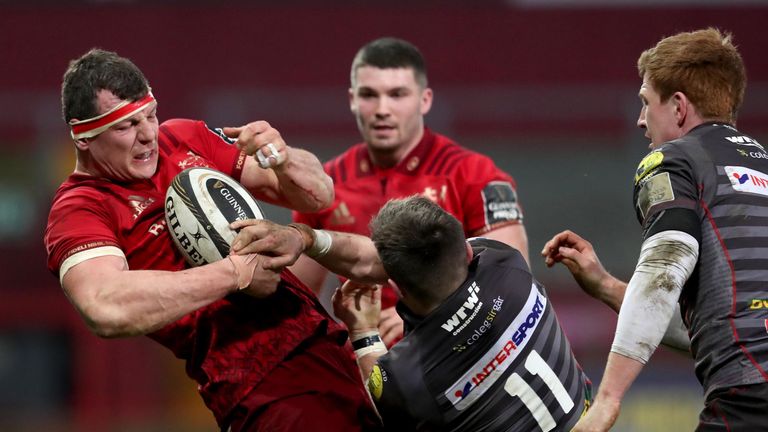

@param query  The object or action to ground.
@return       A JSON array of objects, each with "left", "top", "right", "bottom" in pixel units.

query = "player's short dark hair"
[
  {"left": 61, "top": 48, "right": 150, "bottom": 123},
  {"left": 350, "top": 37, "right": 428, "bottom": 88},
  {"left": 370, "top": 196, "right": 466, "bottom": 305},
  {"left": 638, "top": 28, "right": 746, "bottom": 123}
]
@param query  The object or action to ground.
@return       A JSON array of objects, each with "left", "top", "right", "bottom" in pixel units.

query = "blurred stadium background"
[{"left": 1, "top": 1, "right": 767, "bottom": 430}]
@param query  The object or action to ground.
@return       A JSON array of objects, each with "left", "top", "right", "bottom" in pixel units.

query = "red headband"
[{"left": 69, "top": 92, "right": 156, "bottom": 140}]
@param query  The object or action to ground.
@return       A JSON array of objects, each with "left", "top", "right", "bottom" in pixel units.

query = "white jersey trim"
[{"left": 60, "top": 246, "right": 126, "bottom": 284}]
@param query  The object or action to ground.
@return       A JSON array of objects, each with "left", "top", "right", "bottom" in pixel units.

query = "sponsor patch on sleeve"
[
  {"left": 636, "top": 172, "right": 675, "bottom": 219},
  {"left": 482, "top": 181, "right": 522, "bottom": 225},
  {"left": 367, "top": 364, "right": 385, "bottom": 400},
  {"left": 635, "top": 151, "right": 664, "bottom": 184}
]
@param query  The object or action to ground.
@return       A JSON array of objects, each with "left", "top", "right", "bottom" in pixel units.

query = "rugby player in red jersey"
[
  {"left": 45, "top": 49, "right": 380, "bottom": 432},
  {"left": 292, "top": 37, "right": 529, "bottom": 346}
]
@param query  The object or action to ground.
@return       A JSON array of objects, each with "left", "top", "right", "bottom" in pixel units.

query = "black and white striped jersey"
[
  {"left": 633, "top": 122, "right": 768, "bottom": 397},
  {"left": 369, "top": 238, "right": 590, "bottom": 431}
]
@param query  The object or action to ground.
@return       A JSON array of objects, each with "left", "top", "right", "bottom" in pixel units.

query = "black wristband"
[{"left": 352, "top": 334, "right": 382, "bottom": 350}]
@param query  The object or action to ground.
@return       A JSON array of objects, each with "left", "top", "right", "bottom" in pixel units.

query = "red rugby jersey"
[
  {"left": 294, "top": 128, "right": 524, "bottom": 309},
  {"left": 45, "top": 119, "right": 347, "bottom": 423}
]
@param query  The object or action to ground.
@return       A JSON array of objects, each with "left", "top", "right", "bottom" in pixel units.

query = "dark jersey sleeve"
[
  {"left": 633, "top": 144, "right": 701, "bottom": 242},
  {"left": 367, "top": 363, "right": 418, "bottom": 431}
]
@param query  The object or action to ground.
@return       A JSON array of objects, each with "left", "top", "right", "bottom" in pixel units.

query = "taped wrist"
[
  {"left": 287, "top": 223, "right": 332, "bottom": 259},
  {"left": 308, "top": 229, "right": 332, "bottom": 258},
  {"left": 227, "top": 253, "right": 259, "bottom": 290},
  {"left": 351, "top": 331, "right": 387, "bottom": 357}
]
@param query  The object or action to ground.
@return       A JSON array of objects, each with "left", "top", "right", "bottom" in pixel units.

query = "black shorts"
[{"left": 696, "top": 382, "right": 768, "bottom": 432}]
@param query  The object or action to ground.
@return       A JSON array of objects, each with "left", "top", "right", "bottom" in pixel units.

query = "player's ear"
[
  {"left": 70, "top": 118, "right": 90, "bottom": 150},
  {"left": 388, "top": 278, "right": 404, "bottom": 299},
  {"left": 465, "top": 242, "right": 473, "bottom": 264},
  {"left": 420, "top": 87, "right": 433, "bottom": 115},
  {"left": 73, "top": 138, "right": 90, "bottom": 150},
  {"left": 348, "top": 87, "right": 356, "bottom": 112},
  {"left": 672, "top": 91, "right": 689, "bottom": 127}
]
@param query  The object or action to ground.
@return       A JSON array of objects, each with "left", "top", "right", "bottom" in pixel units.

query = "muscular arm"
[
  {"left": 311, "top": 230, "right": 388, "bottom": 284},
  {"left": 572, "top": 230, "right": 698, "bottom": 431},
  {"left": 61, "top": 253, "right": 278, "bottom": 338},
  {"left": 541, "top": 229, "right": 691, "bottom": 351},
  {"left": 231, "top": 220, "right": 388, "bottom": 284}
]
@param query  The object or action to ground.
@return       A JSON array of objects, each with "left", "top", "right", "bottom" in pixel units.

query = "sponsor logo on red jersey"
[{"left": 128, "top": 195, "right": 156, "bottom": 220}]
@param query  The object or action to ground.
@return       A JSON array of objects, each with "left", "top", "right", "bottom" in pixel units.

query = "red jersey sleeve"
[
  {"left": 160, "top": 119, "right": 247, "bottom": 181},
  {"left": 45, "top": 187, "right": 120, "bottom": 277},
  {"left": 454, "top": 153, "right": 524, "bottom": 235}
]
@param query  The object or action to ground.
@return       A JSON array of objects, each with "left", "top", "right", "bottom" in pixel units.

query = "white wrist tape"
[
  {"left": 355, "top": 343, "right": 388, "bottom": 357},
  {"left": 307, "top": 229, "right": 332, "bottom": 258},
  {"left": 352, "top": 331, "right": 388, "bottom": 357},
  {"left": 611, "top": 230, "right": 698, "bottom": 364}
]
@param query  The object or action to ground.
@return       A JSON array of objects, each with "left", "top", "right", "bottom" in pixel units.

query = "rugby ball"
[{"left": 165, "top": 167, "right": 264, "bottom": 267}]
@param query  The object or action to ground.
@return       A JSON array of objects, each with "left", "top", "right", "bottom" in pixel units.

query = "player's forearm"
[
  {"left": 271, "top": 147, "right": 334, "bottom": 212},
  {"left": 589, "top": 352, "right": 644, "bottom": 429},
  {"left": 597, "top": 275, "right": 627, "bottom": 314},
  {"left": 67, "top": 258, "right": 238, "bottom": 338},
  {"left": 314, "top": 231, "right": 388, "bottom": 284}
]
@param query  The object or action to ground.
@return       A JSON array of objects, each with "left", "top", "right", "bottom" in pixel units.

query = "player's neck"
[
  {"left": 73, "top": 158, "right": 98, "bottom": 177},
  {"left": 369, "top": 129, "right": 424, "bottom": 169}
]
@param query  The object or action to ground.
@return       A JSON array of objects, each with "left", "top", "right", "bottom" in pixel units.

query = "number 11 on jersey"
[{"left": 503, "top": 350, "right": 574, "bottom": 432}]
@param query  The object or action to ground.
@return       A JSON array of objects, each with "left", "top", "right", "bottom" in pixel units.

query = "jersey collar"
[{"left": 356, "top": 127, "right": 437, "bottom": 177}]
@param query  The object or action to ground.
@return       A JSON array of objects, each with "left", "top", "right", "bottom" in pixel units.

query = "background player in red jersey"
[
  {"left": 45, "top": 49, "right": 380, "bottom": 432},
  {"left": 292, "top": 37, "right": 529, "bottom": 346},
  {"left": 543, "top": 29, "right": 768, "bottom": 431}
]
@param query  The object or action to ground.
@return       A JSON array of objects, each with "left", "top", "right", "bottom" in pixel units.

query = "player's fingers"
[
  {"left": 544, "top": 252, "right": 562, "bottom": 268},
  {"left": 221, "top": 126, "right": 243, "bottom": 138},
  {"left": 342, "top": 279, "right": 368, "bottom": 296},
  {"left": 232, "top": 237, "right": 270, "bottom": 255},
  {"left": 557, "top": 246, "right": 583, "bottom": 265},
  {"left": 259, "top": 254, "right": 292, "bottom": 271},
  {"left": 231, "top": 227, "right": 267, "bottom": 252},
  {"left": 541, "top": 230, "right": 571, "bottom": 257},
  {"left": 369, "top": 284, "right": 381, "bottom": 305},
  {"left": 230, "top": 218, "right": 266, "bottom": 231}
]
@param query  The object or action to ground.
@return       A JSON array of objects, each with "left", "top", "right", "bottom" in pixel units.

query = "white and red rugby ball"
[{"left": 165, "top": 167, "right": 264, "bottom": 267}]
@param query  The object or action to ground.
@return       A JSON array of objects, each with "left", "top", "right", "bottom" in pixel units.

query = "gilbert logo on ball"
[{"left": 165, "top": 167, "right": 264, "bottom": 267}]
